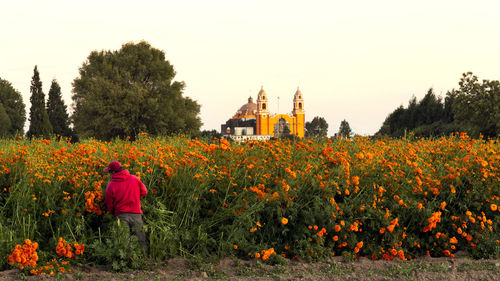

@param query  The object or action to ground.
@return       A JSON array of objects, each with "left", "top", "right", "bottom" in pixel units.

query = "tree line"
[
  {"left": 305, "top": 117, "right": 352, "bottom": 139},
  {"left": 377, "top": 72, "right": 499, "bottom": 138},
  {"left": 0, "top": 41, "right": 201, "bottom": 141},
  {"left": 1, "top": 41, "right": 498, "bottom": 140}
]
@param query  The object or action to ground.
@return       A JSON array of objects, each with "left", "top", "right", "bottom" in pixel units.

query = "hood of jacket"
[{"left": 110, "top": 169, "right": 130, "bottom": 182}]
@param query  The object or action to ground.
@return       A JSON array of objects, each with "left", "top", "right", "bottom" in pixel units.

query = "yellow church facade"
[{"left": 221, "top": 87, "right": 305, "bottom": 140}]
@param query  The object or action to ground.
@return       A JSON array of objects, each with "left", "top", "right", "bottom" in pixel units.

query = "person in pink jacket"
[{"left": 104, "top": 161, "right": 148, "bottom": 251}]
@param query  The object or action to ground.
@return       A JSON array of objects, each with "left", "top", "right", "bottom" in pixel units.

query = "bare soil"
[{"left": 1, "top": 256, "right": 499, "bottom": 281}]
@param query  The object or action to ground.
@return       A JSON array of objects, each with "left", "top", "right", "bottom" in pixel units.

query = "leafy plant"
[{"left": 87, "top": 219, "right": 145, "bottom": 272}]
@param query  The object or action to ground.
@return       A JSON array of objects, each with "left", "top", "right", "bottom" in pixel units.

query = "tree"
[
  {"left": 72, "top": 41, "right": 202, "bottom": 140},
  {"left": 416, "top": 88, "right": 444, "bottom": 126},
  {"left": 198, "top": 129, "right": 222, "bottom": 140},
  {"left": 0, "top": 77, "right": 26, "bottom": 136},
  {"left": 448, "top": 72, "right": 500, "bottom": 138},
  {"left": 338, "top": 119, "right": 352, "bottom": 138},
  {"left": 377, "top": 88, "right": 449, "bottom": 137},
  {"left": 405, "top": 96, "right": 418, "bottom": 129},
  {"left": 0, "top": 102, "right": 11, "bottom": 137},
  {"left": 47, "top": 79, "right": 72, "bottom": 138},
  {"left": 305, "top": 116, "right": 328, "bottom": 138},
  {"left": 27, "top": 66, "right": 52, "bottom": 138},
  {"left": 378, "top": 105, "right": 405, "bottom": 137}
]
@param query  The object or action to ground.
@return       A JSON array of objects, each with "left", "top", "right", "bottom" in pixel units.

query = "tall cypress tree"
[
  {"left": 47, "top": 79, "right": 71, "bottom": 138},
  {"left": 27, "top": 66, "right": 52, "bottom": 139}
]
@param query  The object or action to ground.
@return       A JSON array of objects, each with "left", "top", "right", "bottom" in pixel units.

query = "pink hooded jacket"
[{"left": 104, "top": 170, "right": 147, "bottom": 216}]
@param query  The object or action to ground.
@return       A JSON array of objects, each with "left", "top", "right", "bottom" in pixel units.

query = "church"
[{"left": 221, "top": 87, "right": 305, "bottom": 141}]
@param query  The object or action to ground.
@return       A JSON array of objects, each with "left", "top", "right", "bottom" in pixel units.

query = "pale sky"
[{"left": 2, "top": 0, "right": 500, "bottom": 136}]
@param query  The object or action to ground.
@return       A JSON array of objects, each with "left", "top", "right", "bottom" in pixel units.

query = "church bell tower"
[
  {"left": 292, "top": 87, "right": 305, "bottom": 138},
  {"left": 256, "top": 86, "right": 269, "bottom": 135}
]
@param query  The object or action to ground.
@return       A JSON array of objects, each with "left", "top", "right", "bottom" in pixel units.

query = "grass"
[
  {"left": 320, "top": 261, "right": 354, "bottom": 275},
  {"left": 364, "top": 263, "right": 451, "bottom": 278},
  {"left": 457, "top": 262, "right": 500, "bottom": 272},
  {"left": 4, "top": 258, "right": 500, "bottom": 280}
]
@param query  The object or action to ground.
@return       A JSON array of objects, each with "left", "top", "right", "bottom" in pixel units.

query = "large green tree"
[
  {"left": 72, "top": 41, "right": 202, "bottom": 140},
  {"left": 448, "top": 72, "right": 500, "bottom": 137},
  {"left": 27, "top": 66, "right": 53, "bottom": 138},
  {"left": 338, "top": 119, "right": 352, "bottom": 138},
  {"left": 0, "top": 102, "right": 11, "bottom": 137},
  {"left": 47, "top": 79, "right": 72, "bottom": 138},
  {"left": 305, "top": 116, "right": 328, "bottom": 138},
  {"left": 0, "top": 78, "right": 26, "bottom": 136}
]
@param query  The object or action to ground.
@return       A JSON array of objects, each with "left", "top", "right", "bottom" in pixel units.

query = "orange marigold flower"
[
  {"left": 387, "top": 224, "right": 395, "bottom": 233},
  {"left": 440, "top": 201, "right": 446, "bottom": 210},
  {"left": 281, "top": 218, "right": 288, "bottom": 225},
  {"left": 466, "top": 234, "right": 473, "bottom": 242},
  {"left": 397, "top": 250, "right": 406, "bottom": 261},
  {"left": 351, "top": 176, "right": 360, "bottom": 185},
  {"left": 316, "top": 228, "right": 327, "bottom": 237},
  {"left": 491, "top": 204, "right": 498, "bottom": 212}
]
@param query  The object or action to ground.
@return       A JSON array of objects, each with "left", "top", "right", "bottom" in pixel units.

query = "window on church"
[
  {"left": 299, "top": 103, "right": 302, "bottom": 109},
  {"left": 263, "top": 103, "right": 267, "bottom": 110}
]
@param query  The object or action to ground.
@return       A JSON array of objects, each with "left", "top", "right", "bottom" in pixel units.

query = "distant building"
[{"left": 221, "top": 87, "right": 305, "bottom": 141}]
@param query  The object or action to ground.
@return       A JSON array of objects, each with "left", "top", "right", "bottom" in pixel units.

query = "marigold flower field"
[{"left": 0, "top": 133, "right": 499, "bottom": 274}]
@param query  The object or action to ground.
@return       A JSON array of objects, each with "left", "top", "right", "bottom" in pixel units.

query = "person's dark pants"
[{"left": 116, "top": 213, "right": 148, "bottom": 254}]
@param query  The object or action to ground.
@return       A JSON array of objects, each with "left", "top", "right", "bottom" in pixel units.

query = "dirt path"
[{"left": 1, "top": 256, "right": 499, "bottom": 281}]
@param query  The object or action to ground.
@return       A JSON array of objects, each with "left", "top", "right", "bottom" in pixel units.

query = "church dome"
[{"left": 233, "top": 96, "right": 257, "bottom": 118}]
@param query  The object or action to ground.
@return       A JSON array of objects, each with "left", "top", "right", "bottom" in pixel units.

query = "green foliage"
[
  {"left": 305, "top": 116, "right": 328, "bottom": 138},
  {"left": 87, "top": 219, "right": 146, "bottom": 272},
  {"left": 47, "top": 79, "right": 72, "bottom": 138},
  {"left": 71, "top": 41, "right": 202, "bottom": 140},
  {"left": 338, "top": 119, "right": 352, "bottom": 138},
  {"left": 0, "top": 102, "right": 11, "bottom": 137},
  {"left": 197, "top": 129, "right": 222, "bottom": 140},
  {"left": 378, "top": 73, "right": 500, "bottom": 138},
  {"left": 0, "top": 77, "right": 26, "bottom": 137},
  {"left": 143, "top": 201, "right": 177, "bottom": 259},
  {"left": 449, "top": 72, "right": 500, "bottom": 138},
  {"left": 27, "top": 66, "right": 53, "bottom": 139},
  {"left": 0, "top": 134, "right": 498, "bottom": 271},
  {"left": 377, "top": 89, "right": 449, "bottom": 138},
  {"left": 0, "top": 221, "right": 15, "bottom": 270}
]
